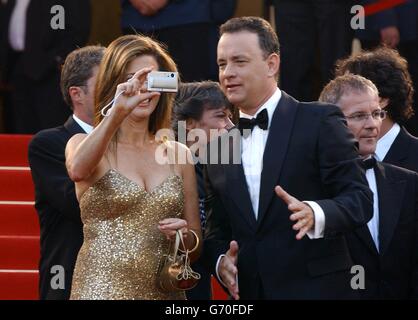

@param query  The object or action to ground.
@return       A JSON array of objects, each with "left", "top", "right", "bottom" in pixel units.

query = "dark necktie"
[
  {"left": 362, "top": 157, "right": 377, "bottom": 170},
  {"left": 238, "top": 109, "right": 269, "bottom": 135}
]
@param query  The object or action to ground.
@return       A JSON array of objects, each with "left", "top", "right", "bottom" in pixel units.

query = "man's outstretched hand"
[
  {"left": 275, "top": 186, "right": 314, "bottom": 240},
  {"left": 218, "top": 240, "right": 240, "bottom": 300}
]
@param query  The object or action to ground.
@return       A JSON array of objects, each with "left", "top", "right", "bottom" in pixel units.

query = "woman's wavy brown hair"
[{"left": 94, "top": 34, "right": 178, "bottom": 134}]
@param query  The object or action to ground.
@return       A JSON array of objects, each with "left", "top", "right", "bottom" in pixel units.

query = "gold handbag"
[{"left": 157, "top": 230, "right": 201, "bottom": 292}]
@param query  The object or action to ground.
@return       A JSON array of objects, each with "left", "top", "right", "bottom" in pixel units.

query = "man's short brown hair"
[
  {"left": 220, "top": 16, "right": 280, "bottom": 59},
  {"left": 60, "top": 46, "right": 105, "bottom": 109}
]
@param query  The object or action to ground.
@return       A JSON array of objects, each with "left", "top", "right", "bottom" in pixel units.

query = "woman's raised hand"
[{"left": 112, "top": 67, "right": 160, "bottom": 116}]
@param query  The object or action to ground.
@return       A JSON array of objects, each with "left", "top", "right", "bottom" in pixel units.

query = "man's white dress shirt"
[
  {"left": 9, "top": 0, "right": 31, "bottom": 51},
  {"left": 375, "top": 123, "right": 401, "bottom": 162},
  {"left": 364, "top": 158, "right": 380, "bottom": 252},
  {"left": 73, "top": 115, "right": 93, "bottom": 134}
]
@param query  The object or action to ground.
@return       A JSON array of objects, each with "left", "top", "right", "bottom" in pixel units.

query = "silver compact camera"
[{"left": 147, "top": 71, "right": 178, "bottom": 92}]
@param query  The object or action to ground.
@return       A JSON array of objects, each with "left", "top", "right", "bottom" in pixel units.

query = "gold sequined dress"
[{"left": 70, "top": 169, "right": 186, "bottom": 300}]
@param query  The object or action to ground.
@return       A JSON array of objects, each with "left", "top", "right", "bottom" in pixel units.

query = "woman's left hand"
[{"left": 158, "top": 218, "right": 188, "bottom": 241}]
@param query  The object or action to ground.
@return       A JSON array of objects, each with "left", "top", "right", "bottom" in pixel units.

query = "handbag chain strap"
[{"left": 174, "top": 230, "right": 201, "bottom": 281}]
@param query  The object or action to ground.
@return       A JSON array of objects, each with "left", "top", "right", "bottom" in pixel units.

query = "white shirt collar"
[
  {"left": 239, "top": 88, "right": 281, "bottom": 130},
  {"left": 375, "top": 123, "right": 401, "bottom": 161},
  {"left": 73, "top": 114, "right": 94, "bottom": 134}
]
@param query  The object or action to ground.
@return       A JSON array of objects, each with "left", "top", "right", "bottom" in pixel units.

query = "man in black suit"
[
  {"left": 335, "top": 46, "right": 418, "bottom": 173},
  {"left": 0, "top": 0, "right": 91, "bottom": 133},
  {"left": 320, "top": 74, "right": 418, "bottom": 299},
  {"left": 203, "top": 17, "right": 373, "bottom": 300},
  {"left": 28, "top": 46, "right": 104, "bottom": 300}
]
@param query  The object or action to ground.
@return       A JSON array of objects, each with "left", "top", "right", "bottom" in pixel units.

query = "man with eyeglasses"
[
  {"left": 335, "top": 47, "right": 418, "bottom": 173},
  {"left": 320, "top": 74, "right": 418, "bottom": 299}
]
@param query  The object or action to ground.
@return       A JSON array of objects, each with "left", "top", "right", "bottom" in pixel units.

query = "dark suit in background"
[
  {"left": 28, "top": 116, "right": 85, "bottom": 299},
  {"left": 346, "top": 161, "right": 418, "bottom": 299},
  {"left": 121, "top": 0, "right": 236, "bottom": 82},
  {"left": 272, "top": 0, "right": 354, "bottom": 101},
  {"left": 0, "top": 0, "right": 91, "bottom": 133},
  {"left": 204, "top": 92, "right": 373, "bottom": 299},
  {"left": 382, "top": 127, "right": 418, "bottom": 173}
]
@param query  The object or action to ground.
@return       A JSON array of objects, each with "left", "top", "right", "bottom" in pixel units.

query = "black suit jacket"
[
  {"left": 383, "top": 126, "right": 418, "bottom": 173},
  {"left": 346, "top": 162, "right": 418, "bottom": 299},
  {"left": 204, "top": 92, "right": 373, "bottom": 299},
  {"left": 28, "top": 116, "right": 85, "bottom": 300},
  {"left": 0, "top": 0, "right": 91, "bottom": 82}
]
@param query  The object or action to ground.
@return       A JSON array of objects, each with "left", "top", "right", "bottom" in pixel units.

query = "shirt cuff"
[
  {"left": 215, "top": 254, "right": 227, "bottom": 287},
  {"left": 303, "top": 201, "right": 325, "bottom": 239}
]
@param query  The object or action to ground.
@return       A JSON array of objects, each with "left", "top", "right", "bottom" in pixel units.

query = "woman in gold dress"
[{"left": 65, "top": 35, "right": 202, "bottom": 300}]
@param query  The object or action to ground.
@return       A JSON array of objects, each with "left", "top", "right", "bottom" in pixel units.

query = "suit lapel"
[
  {"left": 64, "top": 116, "right": 87, "bottom": 135},
  {"left": 257, "top": 92, "right": 299, "bottom": 228},
  {"left": 225, "top": 127, "right": 257, "bottom": 229},
  {"left": 384, "top": 127, "right": 408, "bottom": 164},
  {"left": 374, "top": 163, "right": 405, "bottom": 256},
  {"left": 353, "top": 165, "right": 379, "bottom": 255},
  {"left": 354, "top": 226, "right": 379, "bottom": 255}
]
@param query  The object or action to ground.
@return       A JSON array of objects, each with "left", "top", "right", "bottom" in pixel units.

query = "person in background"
[
  {"left": 28, "top": 45, "right": 104, "bottom": 300},
  {"left": 320, "top": 73, "right": 418, "bottom": 299},
  {"left": 335, "top": 46, "right": 418, "bottom": 173},
  {"left": 207, "top": 1, "right": 237, "bottom": 81},
  {"left": 120, "top": 0, "right": 236, "bottom": 82},
  {"left": 355, "top": 0, "right": 418, "bottom": 136},
  {"left": 172, "top": 81, "right": 234, "bottom": 299},
  {"left": 271, "top": 0, "right": 354, "bottom": 101},
  {"left": 0, "top": 0, "right": 91, "bottom": 133}
]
